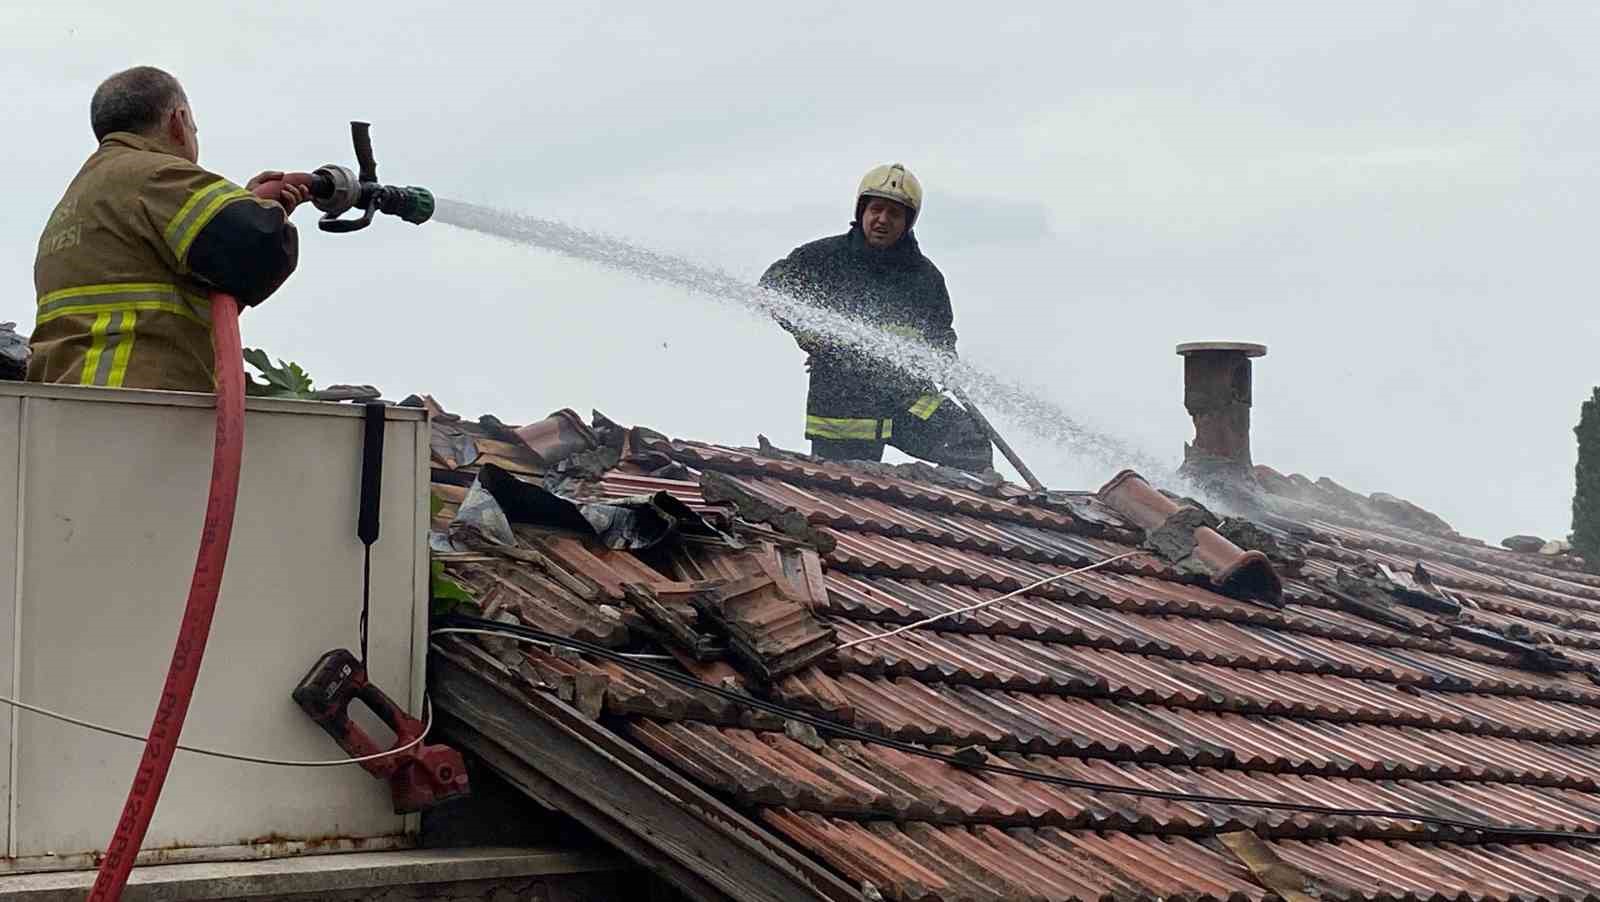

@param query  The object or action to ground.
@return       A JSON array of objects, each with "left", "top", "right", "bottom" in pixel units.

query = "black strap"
[{"left": 358, "top": 402, "right": 386, "bottom": 665}]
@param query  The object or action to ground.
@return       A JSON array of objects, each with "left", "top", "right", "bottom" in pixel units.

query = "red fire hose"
[{"left": 88, "top": 293, "right": 245, "bottom": 902}]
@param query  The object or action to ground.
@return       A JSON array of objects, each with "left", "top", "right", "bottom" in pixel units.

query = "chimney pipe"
[{"left": 1176, "top": 342, "right": 1266, "bottom": 484}]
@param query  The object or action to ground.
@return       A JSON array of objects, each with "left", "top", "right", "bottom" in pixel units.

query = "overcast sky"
[{"left": 4, "top": 2, "right": 1597, "bottom": 541}]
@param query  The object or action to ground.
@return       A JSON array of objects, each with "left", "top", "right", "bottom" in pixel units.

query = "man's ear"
[{"left": 165, "top": 106, "right": 187, "bottom": 146}]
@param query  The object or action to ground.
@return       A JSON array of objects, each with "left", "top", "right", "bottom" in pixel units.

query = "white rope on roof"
[{"left": 835, "top": 551, "right": 1142, "bottom": 651}]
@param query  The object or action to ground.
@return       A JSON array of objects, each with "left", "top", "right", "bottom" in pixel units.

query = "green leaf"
[
  {"left": 280, "top": 361, "right": 312, "bottom": 392},
  {"left": 242, "top": 347, "right": 273, "bottom": 373},
  {"left": 244, "top": 374, "right": 278, "bottom": 397},
  {"left": 430, "top": 560, "right": 478, "bottom": 617},
  {"left": 430, "top": 493, "right": 445, "bottom": 517},
  {"left": 242, "top": 347, "right": 316, "bottom": 398}
]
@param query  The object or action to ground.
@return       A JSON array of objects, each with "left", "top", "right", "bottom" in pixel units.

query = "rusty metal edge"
[{"left": 430, "top": 644, "right": 862, "bottom": 902}]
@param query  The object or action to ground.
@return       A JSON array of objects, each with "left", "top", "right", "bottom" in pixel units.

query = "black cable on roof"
[{"left": 435, "top": 614, "right": 1600, "bottom": 843}]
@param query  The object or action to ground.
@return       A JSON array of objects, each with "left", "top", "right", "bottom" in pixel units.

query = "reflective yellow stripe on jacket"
[
  {"left": 79, "top": 309, "right": 137, "bottom": 387},
  {"left": 805, "top": 415, "right": 892, "bottom": 441},
  {"left": 37, "top": 282, "right": 212, "bottom": 326},
  {"left": 163, "top": 178, "right": 253, "bottom": 265},
  {"left": 36, "top": 283, "right": 212, "bottom": 387},
  {"left": 907, "top": 393, "right": 944, "bottom": 420}
]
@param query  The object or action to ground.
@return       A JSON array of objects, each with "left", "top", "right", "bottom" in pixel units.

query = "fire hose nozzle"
[
  {"left": 307, "top": 123, "right": 434, "bottom": 233},
  {"left": 310, "top": 164, "right": 361, "bottom": 216}
]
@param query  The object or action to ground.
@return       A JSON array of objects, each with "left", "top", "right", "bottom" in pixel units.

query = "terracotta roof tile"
[{"left": 431, "top": 415, "right": 1600, "bottom": 900}]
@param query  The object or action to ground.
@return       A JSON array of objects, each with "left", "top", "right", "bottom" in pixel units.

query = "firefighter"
[
  {"left": 760, "top": 163, "right": 994, "bottom": 472},
  {"left": 29, "top": 66, "right": 305, "bottom": 392}
]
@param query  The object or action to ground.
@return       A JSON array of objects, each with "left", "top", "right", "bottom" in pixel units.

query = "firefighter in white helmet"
[{"left": 759, "top": 163, "right": 993, "bottom": 472}]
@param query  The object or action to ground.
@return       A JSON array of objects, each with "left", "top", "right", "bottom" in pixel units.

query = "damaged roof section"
[
  {"left": 426, "top": 404, "right": 1600, "bottom": 902},
  {"left": 1098, "top": 469, "right": 1282, "bottom": 606},
  {"left": 431, "top": 407, "right": 837, "bottom": 685}
]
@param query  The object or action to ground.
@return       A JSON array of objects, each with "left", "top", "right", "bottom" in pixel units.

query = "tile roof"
[{"left": 426, "top": 405, "right": 1600, "bottom": 902}]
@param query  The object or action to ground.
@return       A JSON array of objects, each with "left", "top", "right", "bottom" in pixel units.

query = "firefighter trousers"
[{"left": 810, "top": 398, "right": 994, "bottom": 473}]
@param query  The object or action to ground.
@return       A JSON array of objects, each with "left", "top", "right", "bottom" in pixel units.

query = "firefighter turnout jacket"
[
  {"left": 760, "top": 224, "right": 955, "bottom": 443},
  {"left": 30, "top": 132, "right": 298, "bottom": 392}
]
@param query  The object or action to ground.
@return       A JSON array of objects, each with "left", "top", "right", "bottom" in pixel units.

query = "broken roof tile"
[
  {"left": 1099, "top": 469, "right": 1282, "bottom": 606},
  {"left": 694, "top": 571, "right": 838, "bottom": 681},
  {"left": 514, "top": 408, "right": 598, "bottom": 465}
]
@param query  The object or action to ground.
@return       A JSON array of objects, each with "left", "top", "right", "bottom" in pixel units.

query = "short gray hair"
[{"left": 90, "top": 67, "right": 185, "bottom": 141}]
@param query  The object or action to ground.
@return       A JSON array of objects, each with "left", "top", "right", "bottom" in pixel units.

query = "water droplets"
[{"left": 434, "top": 198, "right": 1184, "bottom": 490}]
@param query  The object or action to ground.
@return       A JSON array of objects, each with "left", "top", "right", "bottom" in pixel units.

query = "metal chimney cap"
[{"left": 1176, "top": 341, "right": 1267, "bottom": 358}]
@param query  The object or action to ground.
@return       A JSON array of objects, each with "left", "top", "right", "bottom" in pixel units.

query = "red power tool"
[{"left": 293, "top": 649, "right": 469, "bottom": 813}]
